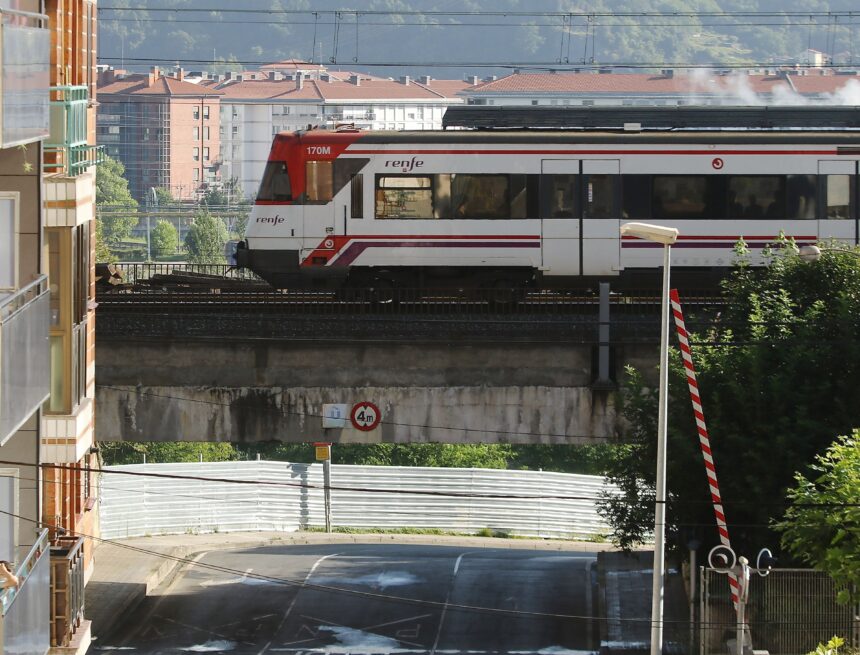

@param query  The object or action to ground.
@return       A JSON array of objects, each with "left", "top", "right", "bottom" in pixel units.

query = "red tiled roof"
[
  {"left": 467, "top": 71, "right": 858, "bottom": 97},
  {"left": 259, "top": 59, "right": 325, "bottom": 71},
  {"left": 98, "top": 74, "right": 224, "bottom": 97},
  {"left": 217, "top": 78, "right": 470, "bottom": 101}
]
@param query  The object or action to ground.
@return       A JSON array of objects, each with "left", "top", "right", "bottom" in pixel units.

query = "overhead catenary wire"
[
  {"left": 3, "top": 459, "right": 858, "bottom": 509},
  {"left": 0, "top": 505, "right": 768, "bottom": 627}
]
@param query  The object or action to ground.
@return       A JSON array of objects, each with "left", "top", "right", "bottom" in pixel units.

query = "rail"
[
  {"left": 0, "top": 275, "right": 48, "bottom": 322},
  {"left": 0, "top": 529, "right": 49, "bottom": 616},
  {"left": 49, "top": 536, "right": 85, "bottom": 647},
  {"left": 104, "top": 262, "right": 262, "bottom": 285}
]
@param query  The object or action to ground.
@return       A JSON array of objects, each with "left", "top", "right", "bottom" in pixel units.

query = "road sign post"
[
  {"left": 314, "top": 442, "right": 332, "bottom": 533},
  {"left": 350, "top": 401, "right": 381, "bottom": 432}
]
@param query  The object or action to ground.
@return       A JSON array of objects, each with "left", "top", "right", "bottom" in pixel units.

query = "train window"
[
  {"left": 306, "top": 161, "right": 334, "bottom": 203},
  {"left": 451, "top": 174, "right": 510, "bottom": 219},
  {"left": 584, "top": 174, "right": 618, "bottom": 219},
  {"left": 653, "top": 176, "right": 710, "bottom": 220},
  {"left": 541, "top": 175, "right": 578, "bottom": 219},
  {"left": 509, "top": 175, "right": 530, "bottom": 219},
  {"left": 350, "top": 174, "right": 363, "bottom": 218},
  {"left": 786, "top": 175, "right": 817, "bottom": 219},
  {"left": 728, "top": 176, "right": 785, "bottom": 219},
  {"left": 434, "top": 174, "right": 453, "bottom": 218},
  {"left": 376, "top": 175, "right": 433, "bottom": 219},
  {"left": 622, "top": 175, "right": 651, "bottom": 220},
  {"left": 257, "top": 161, "right": 291, "bottom": 201},
  {"left": 825, "top": 175, "right": 854, "bottom": 219}
]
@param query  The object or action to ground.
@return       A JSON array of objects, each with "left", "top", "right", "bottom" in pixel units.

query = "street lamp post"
[{"left": 619, "top": 222, "right": 680, "bottom": 655}]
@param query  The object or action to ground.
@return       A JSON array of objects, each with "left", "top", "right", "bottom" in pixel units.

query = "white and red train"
[{"left": 237, "top": 110, "right": 858, "bottom": 290}]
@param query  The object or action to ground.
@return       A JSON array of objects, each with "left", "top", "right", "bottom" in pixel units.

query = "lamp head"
[
  {"left": 799, "top": 245, "right": 822, "bottom": 263},
  {"left": 620, "top": 222, "right": 679, "bottom": 245}
]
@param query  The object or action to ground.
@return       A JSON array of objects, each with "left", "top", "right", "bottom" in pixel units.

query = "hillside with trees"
[{"left": 101, "top": 1, "right": 860, "bottom": 78}]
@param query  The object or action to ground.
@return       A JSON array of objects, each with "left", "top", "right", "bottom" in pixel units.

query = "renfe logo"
[
  {"left": 385, "top": 156, "right": 424, "bottom": 173},
  {"left": 256, "top": 215, "right": 285, "bottom": 225}
]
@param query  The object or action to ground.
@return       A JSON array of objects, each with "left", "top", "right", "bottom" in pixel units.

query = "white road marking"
[
  {"left": 583, "top": 558, "right": 597, "bottom": 649},
  {"left": 430, "top": 552, "right": 470, "bottom": 655},
  {"left": 255, "top": 552, "right": 340, "bottom": 655}
]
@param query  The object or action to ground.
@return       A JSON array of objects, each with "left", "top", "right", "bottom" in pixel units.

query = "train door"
[
  {"left": 818, "top": 160, "right": 858, "bottom": 245},
  {"left": 302, "top": 159, "right": 337, "bottom": 257},
  {"left": 540, "top": 159, "right": 581, "bottom": 276},
  {"left": 581, "top": 160, "right": 621, "bottom": 276}
]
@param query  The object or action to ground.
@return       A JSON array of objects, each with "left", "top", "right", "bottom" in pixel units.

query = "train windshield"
[{"left": 257, "top": 161, "right": 292, "bottom": 201}]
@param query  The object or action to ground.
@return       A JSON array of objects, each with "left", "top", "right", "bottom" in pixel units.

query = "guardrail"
[
  {"left": 49, "top": 536, "right": 85, "bottom": 648},
  {"left": 99, "top": 461, "right": 619, "bottom": 541},
  {"left": 101, "top": 262, "right": 263, "bottom": 285},
  {"left": 1, "top": 276, "right": 50, "bottom": 445},
  {"left": 0, "top": 530, "right": 51, "bottom": 655}
]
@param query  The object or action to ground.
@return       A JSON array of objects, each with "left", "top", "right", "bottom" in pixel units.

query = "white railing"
[
  {"left": 0, "top": 529, "right": 51, "bottom": 655},
  {"left": 0, "top": 276, "right": 50, "bottom": 446},
  {"left": 99, "top": 461, "right": 618, "bottom": 541}
]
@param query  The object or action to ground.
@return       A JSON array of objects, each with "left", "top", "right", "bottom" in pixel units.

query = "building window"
[
  {"left": 204, "top": 105, "right": 210, "bottom": 119},
  {"left": 203, "top": 147, "right": 210, "bottom": 161},
  {"left": 193, "top": 168, "right": 199, "bottom": 181},
  {"left": 193, "top": 147, "right": 200, "bottom": 161},
  {"left": 232, "top": 126, "right": 239, "bottom": 136},
  {"left": 193, "top": 107, "right": 200, "bottom": 120},
  {"left": 204, "top": 126, "right": 210, "bottom": 140},
  {"left": 193, "top": 126, "right": 199, "bottom": 140}
]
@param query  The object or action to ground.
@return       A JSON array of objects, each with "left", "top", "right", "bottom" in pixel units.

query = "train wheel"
[
  {"left": 485, "top": 279, "right": 524, "bottom": 308},
  {"left": 367, "top": 272, "right": 397, "bottom": 305}
]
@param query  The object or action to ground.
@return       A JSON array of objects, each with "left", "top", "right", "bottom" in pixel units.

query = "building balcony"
[
  {"left": 0, "top": 530, "right": 51, "bottom": 655},
  {"left": 0, "top": 8, "right": 50, "bottom": 148},
  {"left": 43, "top": 87, "right": 103, "bottom": 177},
  {"left": 48, "top": 536, "right": 89, "bottom": 655},
  {"left": 0, "top": 276, "right": 50, "bottom": 447}
]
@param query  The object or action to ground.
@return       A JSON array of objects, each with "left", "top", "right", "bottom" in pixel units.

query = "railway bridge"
[{"left": 94, "top": 269, "right": 720, "bottom": 444}]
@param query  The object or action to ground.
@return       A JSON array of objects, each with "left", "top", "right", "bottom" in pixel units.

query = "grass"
[{"left": 302, "top": 526, "right": 597, "bottom": 541}]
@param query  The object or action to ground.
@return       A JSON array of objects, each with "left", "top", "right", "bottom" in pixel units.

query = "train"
[{"left": 235, "top": 106, "right": 860, "bottom": 291}]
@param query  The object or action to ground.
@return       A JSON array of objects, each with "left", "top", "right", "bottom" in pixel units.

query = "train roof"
[{"left": 441, "top": 105, "right": 860, "bottom": 131}]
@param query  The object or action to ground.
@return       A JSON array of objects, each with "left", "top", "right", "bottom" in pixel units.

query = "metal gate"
[{"left": 700, "top": 568, "right": 860, "bottom": 655}]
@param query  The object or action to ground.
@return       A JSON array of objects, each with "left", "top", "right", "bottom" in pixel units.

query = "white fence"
[{"left": 99, "top": 461, "right": 618, "bottom": 541}]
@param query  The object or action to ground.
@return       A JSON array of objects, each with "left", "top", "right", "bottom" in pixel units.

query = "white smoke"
[{"left": 684, "top": 69, "right": 860, "bottom": 106}]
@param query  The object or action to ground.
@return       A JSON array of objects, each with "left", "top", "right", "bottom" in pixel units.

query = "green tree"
[
  {"left": 184, "top": 211, "right": 228, "bottom": 263},
  {"left": 96, "top": 155, "right": 137, "bottom": 207},
  {"left": 151, "top": 219, "right": 179, "bottom": 257},
  {"left": 152, "top": 187, "right": 175, "bottom": 207},
  {"left": 599, "top": 243, "right": 860, "bottom": 556},
  {"left": 96, "top": 155, "right": 138, "bottom": 245},
  {"left": 94, "top": 219, "right": 114, "bottom": 262},
  {"left": 99, "top": 442, "right": 238, "bottom": 465},
  {"left": 775, "top": 432, "right": 860, "bottom": 604},
  {"left": 202, "top": 187, "right": 229, "bottom": 207}
]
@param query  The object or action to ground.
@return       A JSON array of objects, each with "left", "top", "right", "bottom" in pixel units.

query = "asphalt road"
[{"left": 100, "top": 543, "right": 598, "bottom": 655}]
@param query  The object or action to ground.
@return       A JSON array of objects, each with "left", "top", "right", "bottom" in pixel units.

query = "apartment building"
[
  {"left": 462, "top": 68, "right": 860, "bottom": 106},
  {"left": 1, "top": 0, "right": 99, "bottom": 654},
  {"left": 217, "top": 71, "right": 471, "bottom": 199},
  {"left": 97, "top": 67, "right": 223, "bottom": 202}
]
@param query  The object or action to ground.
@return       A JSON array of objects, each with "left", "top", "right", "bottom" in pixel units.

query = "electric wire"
[
  {"left": 3, "top": 460, "right": 858, "bottom": 509},
  {"left": 0, "top": 504, "right": 810, "bottom": 627}
]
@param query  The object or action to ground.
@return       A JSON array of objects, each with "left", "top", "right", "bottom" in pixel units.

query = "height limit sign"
[{"left": 350, "top": 402, "right": 381, "bottom": 432}]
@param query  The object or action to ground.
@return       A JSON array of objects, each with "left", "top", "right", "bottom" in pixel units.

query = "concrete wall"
[{"left": 94, "top": 339, "right": 653, "bottom": 444}]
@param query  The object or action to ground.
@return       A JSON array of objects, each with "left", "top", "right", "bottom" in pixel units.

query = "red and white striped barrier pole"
[{"left": 670, "top": 289, "right": 740, "bottom": 611}]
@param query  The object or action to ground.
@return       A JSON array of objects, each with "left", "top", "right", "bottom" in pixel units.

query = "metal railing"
[
  {"left": 99, "top": 461, "right": 618, "bottom": 540},
  {"left": 44, "top": 85, "right": 104, "bottom": 176},
  {"left": 49, "top": 536, "right": 85, "bottom": 648},
  {"left": 0, "top": 8, "right": 50, "bottom": 148},
  {"left": 104, "top": 262, "right": 263, "bottom": 285},
  {"left": 0, "top": 530, "right": 51, "bottom": 655},
  {"left": 700, "top": 567, "right": 860, "bottom": 655},
  {"left": 1, "top": 276, "right": 50, "bottom": 446}
]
